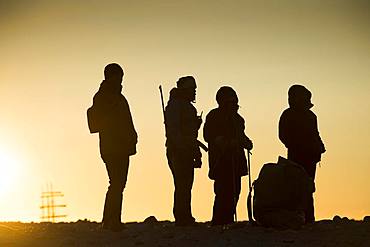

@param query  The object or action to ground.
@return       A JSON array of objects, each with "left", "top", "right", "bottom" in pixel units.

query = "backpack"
[
  {"left": 253, "top": 156, "right": 314, "bottom": 229},
  {"left": 87, "top": 106, "right": 100, "bottom": 134}
]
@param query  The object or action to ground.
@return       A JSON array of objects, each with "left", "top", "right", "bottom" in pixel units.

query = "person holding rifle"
[
  {"left": 164, "top": 76, "right": 202, "bottom": 226},
  {"left": 203, "top": 86, "right": 253, "bottom": 226}
]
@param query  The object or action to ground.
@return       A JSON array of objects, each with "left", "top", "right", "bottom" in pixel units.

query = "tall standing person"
[
  {"left": 279, "top": 84, "right": 325, "bottom": 224},
  {"left": 203, "top": 86, "right": 253, "bottom": 226},
  {"left": 87, "top": 63, "right": 137, "bottom": 231},
  {"left": 164, "top": 76, "right": 202, "bottom": 226}
]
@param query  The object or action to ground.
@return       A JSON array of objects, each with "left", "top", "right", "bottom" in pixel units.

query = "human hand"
[
  {"left": 193, "top": 145, "right": 202, "bottom": 168},
  {"left": 194, "top": 157, "right": 202, "bottom": 168},
  {"left": 245, "top": 138, "right": 253, "bottom": 151},
  {"left": 196, "top": 114, "right": 203, "bottom": 129}
]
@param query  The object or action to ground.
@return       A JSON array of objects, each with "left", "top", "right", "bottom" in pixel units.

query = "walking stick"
[
  {"left": 246, "top": 150, "right": 254, "bottom": 224},
  {"left": 228, "top": 116, "right": 238, "bottom": 223},
  {"left": 231, "top": 152, "right": 238, "bottom": 222}
]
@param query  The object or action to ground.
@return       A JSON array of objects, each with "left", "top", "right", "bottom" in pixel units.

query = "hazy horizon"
[{"left": 0, "top": 0, "right": 369, "bottom": 222}]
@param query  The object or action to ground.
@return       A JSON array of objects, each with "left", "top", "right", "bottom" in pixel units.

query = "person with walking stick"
[{"left": 203, "top": 86, "right": 253, "bottom": 226}]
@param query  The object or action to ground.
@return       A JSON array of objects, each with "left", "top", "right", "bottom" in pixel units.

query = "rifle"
[{"left": 159, "top": 85, "right": 208, "bottom": 152}]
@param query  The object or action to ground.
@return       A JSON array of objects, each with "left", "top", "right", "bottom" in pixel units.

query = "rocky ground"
[{"left": 1, "top": 216, "right": 369, "bottom": 247}]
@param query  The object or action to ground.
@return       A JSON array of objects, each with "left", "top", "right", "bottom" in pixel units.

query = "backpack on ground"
[{"left": 252, "top": 156, "right": 314, "bottom": 229}]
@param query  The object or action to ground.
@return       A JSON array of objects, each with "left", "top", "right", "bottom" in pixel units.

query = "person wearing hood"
[
  {"left": 279, "top": 84, "right": 325, "bottom": 224},
  {"left": 89, "top": 63, "right": 137, "bottom": 231},
  {"left": 203, "top": 86, "right": 253, "bottom": 225},
  {"left": 164, "top": 76, "right": 202, "bottom": 226}
]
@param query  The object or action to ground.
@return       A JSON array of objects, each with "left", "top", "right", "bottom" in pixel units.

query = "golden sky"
[{"left": 0, "top": 0, "right": 369, "bottom": 222}]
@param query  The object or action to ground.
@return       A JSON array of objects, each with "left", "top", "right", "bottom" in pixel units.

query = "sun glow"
[{"left": 0, "top": 147, "right": 20, "bottom": 196}]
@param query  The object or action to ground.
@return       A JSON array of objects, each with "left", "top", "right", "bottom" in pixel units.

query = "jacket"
[
  {"left": 279, "top": 107, "right": 325, "bottom": 163},
  {"left": 92, "top": 80, "right": 137, "bottom": 158},
  {"left": 203, "top": 108, "right": 249, "bottom": 180},
  {"left": 165, "top": 98, "right": 200, "bottom": 151}
]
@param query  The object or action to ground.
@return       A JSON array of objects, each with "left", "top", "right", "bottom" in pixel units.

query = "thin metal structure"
[{"left": 40, "top": 183, "right": 67, "bottom": 222}]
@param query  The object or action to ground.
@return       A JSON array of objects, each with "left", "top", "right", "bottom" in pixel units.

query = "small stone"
[
  {"left": 333, "top": 215, "right": 341, "bottom": 223},
  {"left": 144, "top": 216, "right": 158, "bottom": 224},
  {"left": 363, "top": 216, "right": 370, "bottom": 223},
  {"left": 342, "top": 217, "right": 350, "bottom": 222}
]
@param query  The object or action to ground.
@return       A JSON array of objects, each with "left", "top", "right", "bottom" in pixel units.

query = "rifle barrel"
[{"left": 159, "top": 85, "right": 165, "bottom": 122}]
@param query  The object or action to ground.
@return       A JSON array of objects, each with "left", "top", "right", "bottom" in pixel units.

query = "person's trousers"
[
  {"left": 102, "top": 154, "right": 130, "bottom": 226},
  {"left": 302, "top": 163, "right": 316, "bottom": 223},
  {"left": 212, "top": 172, "right": 241, "bottom": 225},
  {"left": 167, "top": 148, "right": 195, "bottom": 224},
  {"left": 288, "top": 152, "right": 317, "bottom": 223}
]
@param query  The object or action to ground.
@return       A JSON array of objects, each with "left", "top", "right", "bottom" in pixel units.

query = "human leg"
[
  {"left": 303, "top": 163, "right": 317, "bottom": 223},
  {"left": 167, "top": 149, "right": 195, "bottom": 225},
  {"left": 212, "top": 172, "right": 241, "bottom": 225},
  {"left": 288, "top": 152, "right": 317, "bottom": 223},
  {"left": 102, "top": 155, "right": 129, "bottom": 227}
]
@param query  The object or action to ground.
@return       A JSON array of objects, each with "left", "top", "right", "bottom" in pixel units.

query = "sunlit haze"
[{"left": 0, "top": 0, "right": 369, "bottom": 222}]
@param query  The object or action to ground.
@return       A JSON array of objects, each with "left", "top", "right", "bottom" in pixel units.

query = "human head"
[
  {"left": 104, "top": 63, "right": 124, "bottom": 84},
  {"left": 176, "top": 76, "right": 197, "bottom": 102},
  {"left": 216, "top": 86, "right": 239, "bottom": 113},
  {"left": 288, "top": 84, "right": 313, "bottom": 109}
]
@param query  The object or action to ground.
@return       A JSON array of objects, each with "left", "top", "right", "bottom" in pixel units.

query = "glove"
[
  {"left": 196, "top": 115, "right": 203, "bottom": 130},
  {"left": 194, "top": 157, "right": 202, "bottom": 168},
  {"left": 243, "top": 137, "right": 253, "bottom": 151}
]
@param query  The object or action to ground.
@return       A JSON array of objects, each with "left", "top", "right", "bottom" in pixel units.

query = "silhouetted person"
[
  {"left": 89, "top": 63, "right": 137, "bottom": 231},
  {"left": 203, "top": 86, "right": 253, "bottom": 225},
  {"left": 279, "top": 84, "right": 325, "bottom": 224},
  {"left": 165, "top": 76, "right": 202, "bottom": 226}
]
